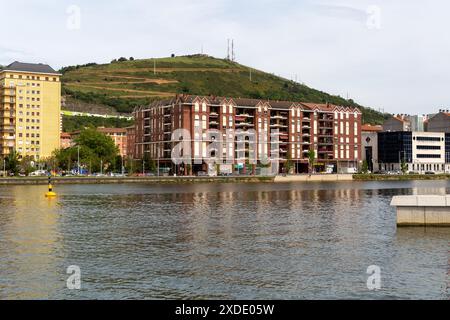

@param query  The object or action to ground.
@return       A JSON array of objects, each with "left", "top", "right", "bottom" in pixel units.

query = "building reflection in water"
[{"left": 0, "top": 185, "right": 61, "bottom": 299}]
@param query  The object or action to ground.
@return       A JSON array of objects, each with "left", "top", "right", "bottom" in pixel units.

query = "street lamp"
[
  {"left": 77, "top": 145, "right": 80, "bottom": 175},
  {"left": 142, "top": 157, "right": 145, "bottom": 176},
  {"left": 398, "top": 150, "right": 404, "bottom": 172}
]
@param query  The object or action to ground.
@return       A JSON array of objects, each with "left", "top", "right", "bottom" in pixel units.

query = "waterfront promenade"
[{"left": 0, "top": 174, "right": 449, "bottom": 185}]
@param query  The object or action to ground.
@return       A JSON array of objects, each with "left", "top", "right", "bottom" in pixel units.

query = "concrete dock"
[{"left": 391, "top": 195, "right": 450, "bottom": 226}]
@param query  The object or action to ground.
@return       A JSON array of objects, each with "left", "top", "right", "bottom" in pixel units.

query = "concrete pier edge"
[{"left": 391, "top": 195, "right": 450, "bottom": 227}]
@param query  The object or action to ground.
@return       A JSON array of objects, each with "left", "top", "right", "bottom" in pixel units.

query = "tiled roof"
[
  {"left": 361, "top": 124, "right": 383, "bottom": 132},
  {"left": 1, "top": 61, "right": 59, "bottom": 75},
  {"left": 139, "top": 95, "right": 361, "bottom": 113},
  {"left": 97, "top": 127, "right": 127, "bottom": 134}
]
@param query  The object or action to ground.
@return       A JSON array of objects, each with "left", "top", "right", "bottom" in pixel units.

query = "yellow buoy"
[{"left": 45, "top": 177, "right": 57, "bottom": 198}]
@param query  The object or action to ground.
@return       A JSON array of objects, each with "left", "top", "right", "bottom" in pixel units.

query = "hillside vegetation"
[
  {"left": 61, "top": 55, "right": 388, "bottom": 124},
  {"left": 62, "top": 115, "right": 134, "bottom": 133}
]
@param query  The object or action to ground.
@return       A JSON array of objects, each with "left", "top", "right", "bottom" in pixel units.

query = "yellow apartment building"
[{"left": 0, "top": 62, "right": 61, "bottom": 160}]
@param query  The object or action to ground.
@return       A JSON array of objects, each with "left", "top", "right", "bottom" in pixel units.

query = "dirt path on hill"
[
  {"left": 71, "top": 67, "right": 242, "bottom": 74},
  {"left": 66, "top": 83, "right": 173, "bottom": 97}
]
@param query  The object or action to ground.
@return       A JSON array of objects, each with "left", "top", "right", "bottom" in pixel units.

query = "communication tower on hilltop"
[{"left": 232, "top": 39, "right": 236, "bottom": 62}]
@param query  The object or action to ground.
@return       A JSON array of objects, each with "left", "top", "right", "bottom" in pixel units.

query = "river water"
[{"left": 0, "top": 180, "right": 449, "bottom": 300}]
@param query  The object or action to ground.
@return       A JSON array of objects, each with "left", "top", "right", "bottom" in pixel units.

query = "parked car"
[
  {"left": 425, "top": 171, "right": 435, "bottom": 175},
  {"left": 29, "top": 170, "right": 48, "bottom": 177},
  {"left": 197, "top": 171, "right": 208, "bottom": 177}
]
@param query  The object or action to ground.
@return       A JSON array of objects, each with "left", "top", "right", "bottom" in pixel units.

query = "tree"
[
  {"left": 361, "top": 160, "right": 369, "bottom": 174},
  {"left": 143, "top": 153, "right": 156, "bottom": 174},
  {"left": 401, "top": 160, "right": 408, "bottom": 175},
  {"left": 75, "top": 129, "right": 118, "bottom": 165},
  {"left": 307, "top": 149, "right": 316, "bottom": 174},
  {"left": 20, "top": 156, "right": 35, "bottom": 176},
  {"left": 41, "top": 156, "right": 58, "bottom": 173},
  {"left": 285, "top": 153, "right": 294, "bottom": 175},
  {"left": 53, "top": 129, "right": 119, "bottom": 174},
  {"left": 5, "top": 150, "right": 20, "bottom": 175}
]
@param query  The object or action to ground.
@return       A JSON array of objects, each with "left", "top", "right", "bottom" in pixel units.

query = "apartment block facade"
[
  {"left": 126, "top": 126, "right": 136, "bottom": 158},
  {"left": 133, "top": 95, "right": 362, "bottom": 174},
  {"left": 0, "top": 62, "right": 61, "bottom": 160}
]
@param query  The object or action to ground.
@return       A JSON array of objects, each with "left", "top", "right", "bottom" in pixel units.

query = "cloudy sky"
[{"left": 1, "top": 0, "right": 449, "bottom": 114}]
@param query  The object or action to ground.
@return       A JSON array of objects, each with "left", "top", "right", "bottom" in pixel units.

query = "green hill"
[{"left": 61, "top": 54, "right": 388, "bottom": 124}]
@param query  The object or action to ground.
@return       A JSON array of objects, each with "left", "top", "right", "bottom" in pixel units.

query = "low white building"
[
  {"left": 410, "top": 132, "right": 447, "bottom": 173},
  {"left": 378, "top": 131, "right": 450, "bottom": 173}
]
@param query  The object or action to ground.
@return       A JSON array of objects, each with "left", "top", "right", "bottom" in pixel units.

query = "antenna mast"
[{"left": 232, "top": 39, "right": 235, "bottom": 62}]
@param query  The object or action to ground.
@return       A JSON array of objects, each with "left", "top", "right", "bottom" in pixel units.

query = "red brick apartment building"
[
  {"left": 125, "top": 125, "right": 135, "bottom": 158},
  {"left": 132, "top": 95, "right": 362, "bottom": 175}
]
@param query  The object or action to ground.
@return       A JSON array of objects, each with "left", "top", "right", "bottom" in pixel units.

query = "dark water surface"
[{"left": 0, "top": 180, "right": 449, "bottom": 299}]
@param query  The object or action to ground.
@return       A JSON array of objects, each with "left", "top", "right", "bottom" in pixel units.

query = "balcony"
[
  {"left": 209, "top": 112, "right": 219, "bottom": 117},
  {"left": 318, "top": 130, "right": 333, "bottom": 137},
  {"left": 237, "top": 113, "right": 254, "bottom": 118},
  {"left": 0, "top": 135, "right": 16, "bottom": 141},
  {"left": 1, "top": 98, "right": 16, "bottom": 104},
  {"left": 236, "top": 122, "right": 254, "bottom": 127},
  {"left": 0, "top": 111, "right": 15, "bottom": 118},
  {"left": 318, "top": 139, "right": 333, "bottom": 145},
  {"left": 1, "top": 90, "right": 16, "bottom": 96}
]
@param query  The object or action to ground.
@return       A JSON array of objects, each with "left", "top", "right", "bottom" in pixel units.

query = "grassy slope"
[
  {"left": 62, "top": 115, "right": 134, "bottom": 132},
  {"left": 61, "top": 55, "right": 388, "bottom": 124}
]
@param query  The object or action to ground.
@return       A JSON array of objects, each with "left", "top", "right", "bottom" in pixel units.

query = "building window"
[
  {"left": 416, "top": 145, "right": 441, "bottom": 150},
  {"left": 417, "top": 154, "right": 441, "bottom": 159}
]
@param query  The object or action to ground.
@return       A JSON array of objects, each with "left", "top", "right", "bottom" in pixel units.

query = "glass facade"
[{"left": 378, "top": 132, "right": 413, "bottom": 163}]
